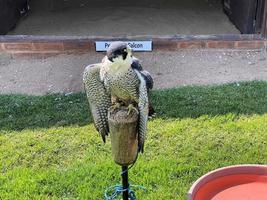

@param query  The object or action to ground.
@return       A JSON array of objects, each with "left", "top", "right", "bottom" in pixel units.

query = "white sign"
[{"left": 95, "top": 41, "right": 152, "bottom": 52}]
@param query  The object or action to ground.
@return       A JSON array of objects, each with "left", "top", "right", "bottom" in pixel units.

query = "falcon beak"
[
  {"left": 127, "top": 46, "right": 132, "bottom": 52},
  {"left": 127, "top": 46, "right": 133, "bottom": 57}
]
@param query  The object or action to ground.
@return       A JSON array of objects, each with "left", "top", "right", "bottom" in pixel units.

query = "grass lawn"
[{"left": 0, "top": 81, "right": 267, "bottom": 199}]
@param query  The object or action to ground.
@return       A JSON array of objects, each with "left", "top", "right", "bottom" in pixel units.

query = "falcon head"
[{"left": 106, "top": 42, "right": 133, "bottom": 66}]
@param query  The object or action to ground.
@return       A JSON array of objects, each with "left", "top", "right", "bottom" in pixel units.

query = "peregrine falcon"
[{"left": 83, "top": 41, "right": 153, "bottom": 152}]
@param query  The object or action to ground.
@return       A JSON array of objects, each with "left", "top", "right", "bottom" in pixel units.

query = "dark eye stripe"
[{"left": 122, "top": 51, "right": 128, "bottom": 60}]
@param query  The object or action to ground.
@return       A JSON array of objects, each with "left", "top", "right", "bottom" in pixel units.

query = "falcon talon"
[
  {"left": 127, "top": 104, "right": 139, "bottom": 115},
  {"left": 109, "top": 102, "right": 121, "bottom": 112}
]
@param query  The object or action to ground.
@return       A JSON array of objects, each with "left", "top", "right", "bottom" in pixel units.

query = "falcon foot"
[
  {"left": 127, "top": 104, "right": 139, "bottom": 115},
  {"left": 109, "top": 102, "right": 121, "bottom": 112}
]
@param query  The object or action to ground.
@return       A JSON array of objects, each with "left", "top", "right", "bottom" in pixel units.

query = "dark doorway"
[
  {"left": 1, "top": 0, "right": 266, "bottom": 36},
  {"left": 223, "top": 0, "right": 265, "bottom": 34},
  {"left": 6, "top": 0, "right": 240, "bottom": 36},
  {"left": 0, "top": 0, "right": 29, "bottom": 34}
]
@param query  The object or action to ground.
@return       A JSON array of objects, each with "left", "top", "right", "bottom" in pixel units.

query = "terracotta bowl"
[{"left": 188, "top": 165, "right": 267, "bottom": 200}]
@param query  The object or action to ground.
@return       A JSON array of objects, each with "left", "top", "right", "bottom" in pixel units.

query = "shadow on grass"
[{"left": 0, "top": 81, "right": 266, "bottom": 131}]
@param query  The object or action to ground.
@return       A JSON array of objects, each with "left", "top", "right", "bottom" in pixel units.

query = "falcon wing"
[
  {"left": 132, "top": 57, "right": 155, "bottom": 116},
  {"left": 131, "top": 57, "right": 154, "bottom": 90},
  {"left": 83, "top": 64, "right": 111, "bottom": 143},
  {"left": 131, "top": 57, "right": 143, "bottom": 71},
  {"left": 140, "top": 70, "right": 154, "bottom": 90},
  {"left": 134, "top": 69, "right": 149, "bottom": 153}
]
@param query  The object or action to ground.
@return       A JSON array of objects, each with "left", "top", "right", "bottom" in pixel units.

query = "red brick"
[
  {"left": 11, "top": 52, "right": 64, "bottom": 59},
  {"left": 11, "top": 52, "right": 39, "bottom": 59},
  {"left": 33, "top": 42, "right": 64, "bottom": 51},
  {"left": 64, "top": 51, "right": 89, "bottom": 56},
  {"left": 207, "top": 41, "right": 235, "bottom": 48},
  {"left": 41, "top": 52, "right": 64, "bottom": 58},
  {"left": 0, "top": 43, "right": 5, "bottom": 51},
  {"left": 3, "top": 43, "right": 33, "bottom": 51},
  {"left": 153, "top": 40, "right": 178, "bottom": 51},
  {"left": 235, "top": 41, "right": 265, "bottom": 49},
  {"left": 178, "top": 41, "right": 205, "bottom": 49},
  {"left": 63, "top": 41, "right": 94, "bottom": 51},
  {"left": 254, "top": 41, "right": 265, "bottom": 49}
]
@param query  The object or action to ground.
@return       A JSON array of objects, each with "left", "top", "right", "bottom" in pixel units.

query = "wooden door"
[{"left": 223, "top": 0, "right": 261, "bottom": 34}]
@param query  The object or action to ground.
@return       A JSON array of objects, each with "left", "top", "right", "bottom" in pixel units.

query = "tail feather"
[{"left": 148, "top": 103, "right": 155, "bottom": 117}]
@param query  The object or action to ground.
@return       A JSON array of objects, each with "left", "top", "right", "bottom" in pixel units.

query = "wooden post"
[
  {"left": 108, "top": 107, "right": 139, "bottom": 200},
  {"left": 108, "top": 107, "right": 139, "bottom": 166}
]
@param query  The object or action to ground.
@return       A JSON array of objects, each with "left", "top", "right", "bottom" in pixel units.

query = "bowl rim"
[{"left": 188, "top": 164, "right": 267, "bottom": 200}]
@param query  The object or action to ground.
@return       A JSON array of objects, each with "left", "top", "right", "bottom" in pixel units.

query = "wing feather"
[
  {"left": 131, "top": 57, "right": 143, "bottom": 71},
  {"left": 140, "top": 70, "right": 154, "bottom": 90},
  {"left": 83, "top": 64, "right": 111, "bottom": 142},
  {"left": 131, "top": 57, "right": 153, "bottom": 90},
  {"left": 134, "top": 69, "right": 149, "bottom": 153}
]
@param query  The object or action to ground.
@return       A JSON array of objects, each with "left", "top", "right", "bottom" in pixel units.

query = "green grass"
[
  {"left": 0, "top": 81, "right": 267, "bottom": 199},
  {"left": 1, "top": 81, "right": 266, "bottom": 131}
]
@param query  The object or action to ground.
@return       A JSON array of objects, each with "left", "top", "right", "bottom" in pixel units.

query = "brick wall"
[{"left": 0, "top": 34, "right": 266, "bottom": 58}]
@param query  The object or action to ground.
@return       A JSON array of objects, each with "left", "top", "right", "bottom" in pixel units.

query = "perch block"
[{"left": 108, "top": 107, "right": 139, "bottom": 166}]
